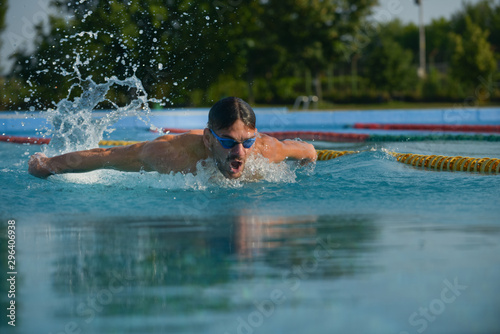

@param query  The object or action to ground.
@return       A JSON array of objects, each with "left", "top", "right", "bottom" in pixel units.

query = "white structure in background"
[
  {"left": 293, "top": 96, "right": 319, "bottom": 110},
  {"left": 416, "top": 0, "right": 427, "bottom": 79}
]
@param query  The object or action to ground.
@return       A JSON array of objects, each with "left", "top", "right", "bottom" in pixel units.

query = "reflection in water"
[
  {"left": 234, "top": 215, "right": 319, "bottom": 260},
  {"left": 11, "top": 213, "right": 500, "bottom": 334},
  {"left": 43, "top": 214, "right": 376, "bottom": 332}
]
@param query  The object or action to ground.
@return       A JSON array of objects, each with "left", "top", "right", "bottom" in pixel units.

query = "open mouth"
[{"left": 229, "top": 160, "right": 243, "bottom": 173}]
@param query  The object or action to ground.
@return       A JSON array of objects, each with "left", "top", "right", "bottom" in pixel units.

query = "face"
[{"left": 203, "top": 119, "right": 257, "bottom": 179}]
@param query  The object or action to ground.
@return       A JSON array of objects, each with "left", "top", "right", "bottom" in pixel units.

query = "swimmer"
[{"left": 28, "top": 97, "right": 317, "bottom": 179}]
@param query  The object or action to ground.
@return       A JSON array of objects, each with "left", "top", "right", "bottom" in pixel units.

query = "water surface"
[{"left": 1, "top": 139, "right": 499, "bottom": 334}]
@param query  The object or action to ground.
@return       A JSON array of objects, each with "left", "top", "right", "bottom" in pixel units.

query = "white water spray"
[{"left": 43, "top": 53, "right": 158, "bottom": 156}]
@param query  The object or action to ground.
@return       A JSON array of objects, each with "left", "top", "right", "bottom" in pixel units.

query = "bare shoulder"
[
  {"left": 152, "top": 129, "right": 204, "bottom": 142},
  {"left": 139, "top": 132, "right": 207, "bottom": 173},
  {"left": 255, "top": 133, "right": 316, "bottom": 163},
  {"left": 254, "top": 133, "right": 279, "bottom": 152}
]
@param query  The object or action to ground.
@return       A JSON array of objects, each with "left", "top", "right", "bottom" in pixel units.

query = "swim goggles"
[{"left": 209, "top": 128, "right": 256, "bottom": 149}]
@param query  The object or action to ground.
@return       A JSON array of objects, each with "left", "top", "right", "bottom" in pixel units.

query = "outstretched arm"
[
  {"left": 28, "top": 143, "right": 149, "bottom": 179},
  {"left": 280, "top": 139, "right": 317, "bottom": 162},
  {"left": 257, "top": 134, "right": 317, "bottom": 163}
]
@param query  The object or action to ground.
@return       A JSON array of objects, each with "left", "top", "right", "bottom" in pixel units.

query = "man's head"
[
  {"left": 203, "top": 97, "right": 257, "bottom": 179},
  {"left": 207, "top": 97, "right": 256, "bottom": 131}
]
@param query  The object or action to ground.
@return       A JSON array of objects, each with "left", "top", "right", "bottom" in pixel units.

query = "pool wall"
[{"left": 1, "top": 107, "right": 500, "bottom": 133}]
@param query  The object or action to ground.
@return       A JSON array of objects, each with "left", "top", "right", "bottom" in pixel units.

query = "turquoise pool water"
[{"left": 1, "top": 128, "right": 500, "bottom": 333}]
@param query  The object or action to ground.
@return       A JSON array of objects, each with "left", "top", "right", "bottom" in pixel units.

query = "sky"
[
  {"left": 374, "top": 0, "right": 482, "bottom": 24},
  {"left": 0, "top": 0, "right": 488, "bottom": 73}
]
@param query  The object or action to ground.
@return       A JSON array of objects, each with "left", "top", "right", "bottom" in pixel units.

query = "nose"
[{"left": 230, "top": 143, "right": 246, "bottom": 157}]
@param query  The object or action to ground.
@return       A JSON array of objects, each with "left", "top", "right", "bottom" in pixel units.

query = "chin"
[
  {"left": 225, "top": 170, "right": 243, "bottom": 179},
  {"left": 226, "top": 166, "right": 245, "bottom": 179},
  {"left": 214, "top": 158, "right": 246, "bottom": 179}
]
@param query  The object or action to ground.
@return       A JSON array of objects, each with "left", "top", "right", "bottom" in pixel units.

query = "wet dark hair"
[{"left": 207, "top": 97, "right": 256, "bottom": 131}]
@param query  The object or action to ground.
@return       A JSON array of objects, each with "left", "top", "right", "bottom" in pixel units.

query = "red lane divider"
[
  {"left": 353, "top": 123, "right": 500, "bottom": 133},
  {"left": 265, "top": 131, "right": 369, "bottom": 142},
  {"left": 0, "top": 135, "right": 51, "bottom": 145},
  {"left": 150, "top": 127, "right": 370, "bottom": 142}
]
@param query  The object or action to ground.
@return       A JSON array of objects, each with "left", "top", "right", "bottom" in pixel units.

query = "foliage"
[
  {"left": 426, "top": 18, "right": 456, "bottom": 66},
  {"left": 420, "top": 67, "right": 463, "bottom": 102},
  {"left": 362, "top": 32, "right": 418, "bottom": 95},
  {"left": 220, "top": 0, "right": 379, "bottom": 102},
  {"left": 9, "top": 0, "right": 240, "bottom": 108},
  {"left": 449, "top": 15, "right": 497, "bottom": 91},
  {"left": 450, "top": 0, "right": 500, "bottom": 53},
  {"left": 1, "top": 0, "right": 500, "bottom": 110}
]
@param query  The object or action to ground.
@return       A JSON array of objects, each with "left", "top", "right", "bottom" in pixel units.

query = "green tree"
[
  {"left": 10, "top": 0, "right": 240, "bottom": 107},
  {"left": 228, "top": 0, "right": 379, "bottom": 102},
  {"left": 363, "top": 34, "right": 417, "bottom": 96},
  {"left": 375, "top": 19, "right": 419, "bottom": 57},
  {"left": 426, "top": 17, "right": 455, "bottom": 67},
  {"left": 449, "top": 15, "right": 497, "bottom": 91},
  {"left": 450, "top": 0, "right": 500, "bottom": 54}
]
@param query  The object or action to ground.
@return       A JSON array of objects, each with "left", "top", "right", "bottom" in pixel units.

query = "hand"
[{"left": 28, "top": 153, "right": 54, "bottom": 179}]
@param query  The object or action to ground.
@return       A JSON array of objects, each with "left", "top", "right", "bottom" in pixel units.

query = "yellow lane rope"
[
  {"left": 99, "top": 140, "right": 140, "bottom": 146},
  {"left": 316, "top": 149, "right": 359, "bottom": 160},
  {"left": 97, "top": 143, "right": 499, "bottom": 174},
  {"left": 389, "top": 152, "right": 500, "bottom": 173},
  {"left": 316, "top": 149, "right": 500, "bottom": 174}
]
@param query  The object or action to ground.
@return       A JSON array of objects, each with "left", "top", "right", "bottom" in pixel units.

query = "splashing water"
[
  {"left": 53, "top": 153, "right": 305, "bottom": 189},
  {"left": 42, "top": 54, "right": 156, "bottom": 156}
]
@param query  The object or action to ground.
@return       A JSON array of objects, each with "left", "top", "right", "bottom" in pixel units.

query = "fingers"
[{"left": 28, "top": 152, "right": 52, "bottom": 178}]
